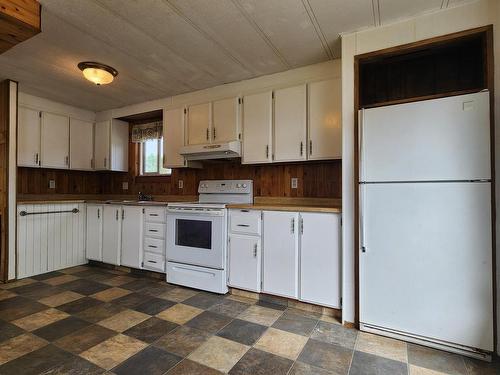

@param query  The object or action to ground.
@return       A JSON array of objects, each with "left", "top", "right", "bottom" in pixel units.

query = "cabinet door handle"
[
  {"left": 300, "top": 217, "right": 304, "bottom": 234},
  {"left": 300, "top": 141, "right": 303, "bottom": 156},
  {"left": 206, "top": 128, "right": 209, "bottom": 140},
  {"left": 104, "top": 157, "right": 107, "bottom": 168},
  {"left": 213, "top": 127, "right": 216, "bottom": 139},
  {"left": 97, "top": 208, "right": 100, "bottom": 219},
  {"left": 266, "top": 145, "right": 269, "bottom": 159},
  {"left": 309, "top": 140, "right": 312, "bottom": 155},
  {"left": 65, "top": 156, "right": 69, "bottom": 166},
  {"left": 253, "top": 244, "right": 257, "bottom": 258},
  {"left": 291, "top": 218, "right": 295, "bottom": 234},
  {"left": 122, "top": 210, "right": 125, "bottom": 220},
  {"left": 115, "top": 210, "right": 119, "bottom": 220},
  {"left": 34, "top": 153, "right": 39, "bottom": 165}
]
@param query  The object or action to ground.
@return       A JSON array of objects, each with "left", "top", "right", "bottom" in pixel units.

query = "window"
[{"left": 140, "top": 137, "right": 172, "bottom": 176}]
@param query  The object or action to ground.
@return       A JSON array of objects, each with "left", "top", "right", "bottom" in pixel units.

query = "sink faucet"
[{"left": 138, "top": 191, "right": 153, "bottom": 201}]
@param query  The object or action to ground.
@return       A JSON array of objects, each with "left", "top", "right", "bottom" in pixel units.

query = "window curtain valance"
[{"left": 131, "top": 121, "right": 163, "bottom": 143}]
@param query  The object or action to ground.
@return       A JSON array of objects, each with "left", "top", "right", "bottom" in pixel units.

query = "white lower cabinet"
[
  {"left": 143, "top": 207, "right": 167, "bottom": 272},
  {"left": 102, "top": 205, "right": 122, "bottom": 265},
  {"left": 86, "top": 205, "right": 103, "bottom": 261},
  {"left": 228, "top": 234, "right": 261, "bottom": 292},
  {"left": 121, "top": 206, "right": 143, "bottom": 269}
]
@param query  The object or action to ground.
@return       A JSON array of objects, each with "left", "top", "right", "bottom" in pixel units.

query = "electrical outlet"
[
  {"left": 49, "top": 180, "right": 56, "bottom": 189},
  {"left": 291, "top": 178, "right": 298, "bottom": 189},
  {"left": 122, "top": 182, "right": 129, "bottom": 190},
  {"left": 178, "top": 180, "right": 184, "bottom": 189}
]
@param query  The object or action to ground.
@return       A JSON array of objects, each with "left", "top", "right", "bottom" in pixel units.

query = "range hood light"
[{"left": 78, "top": 62, "right": 118, "bottom": 85}]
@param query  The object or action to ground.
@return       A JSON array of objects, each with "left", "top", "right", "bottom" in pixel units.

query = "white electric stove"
[{"left": 166, "top": 180, "right": 253, "bottom": 293}]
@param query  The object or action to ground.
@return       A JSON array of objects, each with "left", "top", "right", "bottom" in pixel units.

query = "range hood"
[{"left": 179, "top": 141, "right": 241, "bottom": 160}]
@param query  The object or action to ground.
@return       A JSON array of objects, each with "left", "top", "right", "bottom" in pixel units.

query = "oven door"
[{"left": 166, "top": 209, "right": 226, "bottom": 269}]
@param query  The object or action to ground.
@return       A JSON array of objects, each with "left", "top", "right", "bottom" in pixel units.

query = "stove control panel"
[{"left": 198, "top": 180, "right": 253, "bottom": 194}]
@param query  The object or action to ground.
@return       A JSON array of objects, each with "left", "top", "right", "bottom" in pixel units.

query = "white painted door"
[
  {"left": 94, "top": 120, "right": 110, "bottom": 170},
  {"left": 164, "top": 107, "right": 186, "bottom": 168},
  {"left": 299, "top": 212, "right": 341, "bottom": 308},
  {"left": 308, "top": 79, "right": 342, "bottom": 160},
  {"left": 242, "top": 92, "right": 273, "bottom": 164},
  {"left": 111, "top": 119, "right": 129, "bottom": 172},
  {"left": 102, "top": 205, "right": 122, "bottom": 265},
  {"left": 18, "top": 106, "right": 41, "bottom": 167},
  {"left": 212, "top": 97, "right": 239, "bottom": 143},
  {"left": 86, "top": 205, "right": 103, "bottom": 261},
  {"left": 274, "top": 85, "right": 307, "bottom": 162},
  {"left": 121, "top": 206, "right": 143, "bottom": 269},
  {"left": 228, "top": 234, "right": 261, "bottom": 292},
  {"left": 70, "top": 119, "right": 94, "bottom": 170},
  {"left": 262, "top": 211, "right": 299, "bottom": 298},
  {"left": 41, "top": 112, "right": 70, "bottom": 169},
  {"left": 187, "top": 102, "right": 211, "bottom": 145}
]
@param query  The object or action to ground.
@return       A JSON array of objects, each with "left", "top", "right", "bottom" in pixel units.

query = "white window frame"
[{"left": 139, "top": 137, "right": 172, "bottom": 176}]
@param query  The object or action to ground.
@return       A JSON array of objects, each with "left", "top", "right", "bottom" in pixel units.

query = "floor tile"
[
  {"left": 32, "top": 316, "right": 90, "bottom": 341},
  {"left": 38, "top": 355, "right": 106, "bottom": 374},
  {"left": 188, "top": 336, "right": 249, "bottom": 373},
  {"left": 184, "top": 292, "right": 225, "bottom": 309},
  {"left": 229, "top": 347, "right": 293, "bottom": 375},
  {"left": 112, "top": 346, "right": 181, "bottom": 375},
  {"left": 0, "top": 290, "right": 16, "bottom": 301},
  {"left": 100, "top": 275, "right": 136, "bottom": 287},
  {"left": 272, "top": 310, "right": 318, "bottom": 336},
  {"left": 298, "top": 339, "right": 353, "bottom": 373},
  {"left": 407, "top": 343, "right": 468, "bottom": 375},
  {"left": 54, "top": 324, "right": 116, "bottom": 354},
  {"left": 113, "top": 292, "right": 151, "bottom": 309},
  {"left": 12, "top": 308, "right": 69, "bottom": 331},
  {"left": 74, "top": 303, "right": 126, "bottom": 324},
  {"left": 254, "top": 327, "right": 308, "bottom": 360},
  {"left": 0, "top": 296, "right": 47, "bottom": 321},
  {"left": 463, "top": 356, "right": 500, "bottom": 375},
  {"left": 350, "top": 351, "right": 407, "bottom": 375},
  {"left": 11, "top": 282, "right": 63, "bottom": 299},
  {"left": 60, "top": 265, "right": 90, "bottom": 274},
  {"left": 310, "top": 321, "right": 357, "bottom": 349},
  {"left": 38, "top": 291, "right": 84, "bottom": 307},
  {"left": 156, "top": 303, "right": 203, "bottom": 325},
  {"left": 91, "top": 287, "right": 131, "bottom": 302},
  {"left": 289, "top": 361, "right": 336, "bottom": 375},
  {"left": 0, "top": 333, "right": 47, "bottom": 365},
  {"left": 256, "top": 300, "right": 287, "bottom": 311},
  {"left": 42, "top": 274, "right": 79, "bottom": 286},
  {"left": 237, "top": 305, "right": 283, "bottom": 326},
  {"left": 209, "top": 299, "right": 250, "bottom": 318},
  {"left": 154, "top": 326, "right": 211, "bottom": 357},
  {"left": 123, "top": 317, "right": 177, "bottom": 343},
  {"left": 141, "top": 282, "right": 175, "bottom": 297},
  {"left": 0, "top": 278, "right": 36, "bottom": 289},
  {"left": 355, "top": 331, "right": 407, "bottom": 363},
  {"left": 319, "top": 314, "right": 342, "bottom": 324},
  {"left": 185, "top": 311, "right": 233, "bottom": 334},
  {"left": 133, "top": 296, "right": 175, "bottom": 315},
  {"left": 0, "top": 344, "right": 73, "bottom": 375},
  {"left": 97, "top": 309, "right": 150, "bottom": 332},
  {"left": 61, "top": 279, "right": 110, "bottom": 295},
  {"left": 57, "top": 296, "right": 104, "bottom": 314},
  {"left": 158, "top": 287, "right": 198, "bottom": 302},
  {"left": 32, "top": 271, "right": 65, "bottom": 281},
  {"left": 79, "top": 334, "right": 148, "bottom": 370},
  {"left": 226, "top": 294, "right": 257, "bottom": 305},
  {"left": 167, "top": 359, "right": 224, "bottom": 375},
  {"left": 217, "top": 318, "right": 267, "bottom": 346},
  {"left": 121, "top": 278, "right": 160, "bottom": 292},
  {"left": 0, "top": 320, "right": 25, "bottom": 342}
]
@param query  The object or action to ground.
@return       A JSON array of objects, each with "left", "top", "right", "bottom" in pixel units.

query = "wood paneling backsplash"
[{"left": 18, "top": 159, "right": 341, "bottom": 199}]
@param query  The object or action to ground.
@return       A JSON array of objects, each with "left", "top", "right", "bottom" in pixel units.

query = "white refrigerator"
[{"left": 359, "top": 91, "right": 493, "bottom": 359}]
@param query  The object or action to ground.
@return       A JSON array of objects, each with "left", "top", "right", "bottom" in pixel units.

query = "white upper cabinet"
[
  {"left": 70, "top": 118, "right": 94, "bottom": 170},
  {"left": 18, "top": 106, "right": 41, "bottom": 167},
  {"left": 242, "top": 92, "right": 273, "bottom": 164},
  {"left": 164, "top": 107, "right": 186, "bottom": 168},
  {"left": 41, "top": 112, "right": 70, "bottom": 169},
  {"left": 187, "top": 102, "right": 211, "bottom": 145},
  {"left": 94, "top": 119, "right": 129, "bottom": 172},
  {"left": 212, "top": 97, "right": 240, "bottom": 143},
  {"left": 273, "top": 84, "right": 307, "bottom": 162},
  {"left": 94, "top": 120, "right": 110, "bottom": 170},
  {"left": 308, "top": 79, "right": 342, "bottom": 160}
]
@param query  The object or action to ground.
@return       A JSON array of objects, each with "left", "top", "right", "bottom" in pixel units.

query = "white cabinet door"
[
  {"left": 121, "top": 206, "right": 143, "bottom": 269},
  {"left": 41, "top": 112, "right": 69, "bottom": 169},
  {"left": 86, "top": 205, "right": 103, "bottom": 261},
  {"left": 102, "top": 205, "right": 122, "bottom": 265},
  {"left": 262, "top": 211, "right": 299, "bottom": 298},
  {"left": 70, "top": 119, "right": 94, "bottom": 170},
  {"left": 18, "top": 106, "right": 41, "bottom": 167},
  {"left": 274, "top": 85, "right": 307, "bottom": 162},
  {"left": 299, "top": 213, "right": 341, "bottom": 308},
  {"left": 228, "top": 234, "right": 261, "bottom": 292},
  {"left": 212, "top": 97, "right": 239, "bottom": 143},
  {"left": 94, "top": 120, "right": 110, "bottom": 170},
  {"left": 308, "top": 79, "right": 342, "bottom": 160},
  {"left": 242, "top": 92, "right": 273, "bottom": 164},
  {"left": 110, "top": 119, "right": 129, "bottom": 172},
  {"left": 187, "top": 102, "right": 211, "bottom": 145},
  {"left": 164, "top": 107, "right": 186, "bottom": 168}
]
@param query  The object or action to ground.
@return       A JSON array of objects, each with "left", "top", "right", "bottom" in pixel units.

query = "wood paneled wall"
[{"left": 0, "top": 80, "right": 11, "bottom": 281}]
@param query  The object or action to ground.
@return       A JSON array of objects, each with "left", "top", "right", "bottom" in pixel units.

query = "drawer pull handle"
[
  {"left": 148, "top": 245, "right": 158, "bottom": 248},
  {"left": 148, "top": 260, "right": 157, "bottom": 264},
  {"left": 237, "top": 224, "right": 250, "bottom": 227},
  {"left": 241, "top": 210, "right": 250, "bottom": 213},
  {"left": 149, "top": 229, "right": 158, "bottom": 232},
  {"left": 149, "top": 214, "right": 159, "bottom": 216}
]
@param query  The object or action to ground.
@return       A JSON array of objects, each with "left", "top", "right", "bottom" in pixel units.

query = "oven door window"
[{"left": 175, "top": 219, "right": 212, "bottom": 249}]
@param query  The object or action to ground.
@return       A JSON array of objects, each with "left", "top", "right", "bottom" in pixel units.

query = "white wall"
[{"left": 341, "top": 0, "right": 500, "bottom": 353}]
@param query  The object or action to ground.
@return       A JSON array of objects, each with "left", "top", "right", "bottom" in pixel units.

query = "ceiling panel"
[{"left": 379, "top": 0, "right": 443, "bottom": 24}]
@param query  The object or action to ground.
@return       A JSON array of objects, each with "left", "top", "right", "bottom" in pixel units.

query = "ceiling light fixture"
[{"left": 77, "top": 61, "right": 118, "bottom": 85}]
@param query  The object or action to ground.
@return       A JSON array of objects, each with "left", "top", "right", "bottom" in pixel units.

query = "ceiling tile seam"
[
  {"left": 376, "top": 0, "right": 381, "bottom": 26},
  {"left": 301, "top": 0, "right": 334, "bottom": 59},
  {"left": 162, "top": 0, "right": 253, "bottom": 75},
  {"left": 231, "top": 0, "right": 291, "bottom": 69},
  {"left": 91, "top": 0, "right": 220, "bottom": 85},
  {"left": 371, "top": 0, "right": 380, "bottom": 26}
]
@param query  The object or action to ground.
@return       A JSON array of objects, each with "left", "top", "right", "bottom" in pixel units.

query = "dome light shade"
[{"left": 78, "top": 62, "right": 118, "bottom": 85}]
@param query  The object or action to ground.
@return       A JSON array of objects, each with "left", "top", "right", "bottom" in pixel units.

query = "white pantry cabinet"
[
  {"left": 262, "top": 210, "right": 299, "bottom": 299},
  {"left": 18, "top": 106, "right": 41, "bottom": 167},
  {"left": 212, "top": 97, "right": 240, "bottom": 143},
  {"left": 163, "top": 107, "right": 186, "bottom": 168},
  {"left": 41, "top": 112, "right": 70, "bottom": 169},
  {"left": 86, "top": 204, "right": 103, "bottom": 261},
  {"left": 242, "top": 92, "right": 273, "bottom": 164},
  {"left": 70, "top": 118, "right": 94, "bottom": 170},
  {"left": 273, "top": 84, "right": 307, "bottom": 162},
  {"left": 102, "top": 205, "right": 122, "bottom": 265},
  {"left": 94, "top": 119, "right": 129, "bottom": 172},
  {"left": 187, "top": 102, "right": 211, "bottom": 145},
  {"left": 308, "top": 79, "right": 342, "bottom": 160},
  {"left": 121, "top": 206, "right": 143, "bottom": 269}
]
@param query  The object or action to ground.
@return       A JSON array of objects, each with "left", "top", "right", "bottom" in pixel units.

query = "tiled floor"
[{"left": 0, "top": 265, "right": 498, "bottom": 374}]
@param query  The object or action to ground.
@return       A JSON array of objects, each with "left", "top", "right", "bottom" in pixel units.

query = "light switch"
[
  {"left": 178, "top": 180, "right": 184, "bottom": 189},
  {"left": 122, "top": 182, "right": 129, "bottom": 190},
  {"left": 49, "top": 180, "right": 56, "bottom": 189},
  {"left": 291, "top": 178, "right": 298, "bottom": 189}
]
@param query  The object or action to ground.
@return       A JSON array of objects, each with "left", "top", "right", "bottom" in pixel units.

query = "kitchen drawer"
[
  {"left": 144, "top": 222, "right": 166, "bottom": 239},
  {"left": 143, "top": 252, "right": 165, "bottom": 272},
  {"left": 144, "top": 237, "right": 165, "bottom": 255},
  {"left": 144, "top": 207, "right": 166, "bottom": 223},
  {"left": 230, "top": 209, "right": 261, "bottom": 235}
]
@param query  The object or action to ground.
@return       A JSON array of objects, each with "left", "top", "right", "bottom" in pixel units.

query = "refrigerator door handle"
[
  {"left": 360, "top": 183, "right": 367, "bottom": 253},
  {"left": 359, "top": 108, "right": 365, "bottom": 181}
]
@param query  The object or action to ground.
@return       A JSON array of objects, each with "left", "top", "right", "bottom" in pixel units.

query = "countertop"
[{"left": 227, "top": 197, "right": 342, "bottom": 213}]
